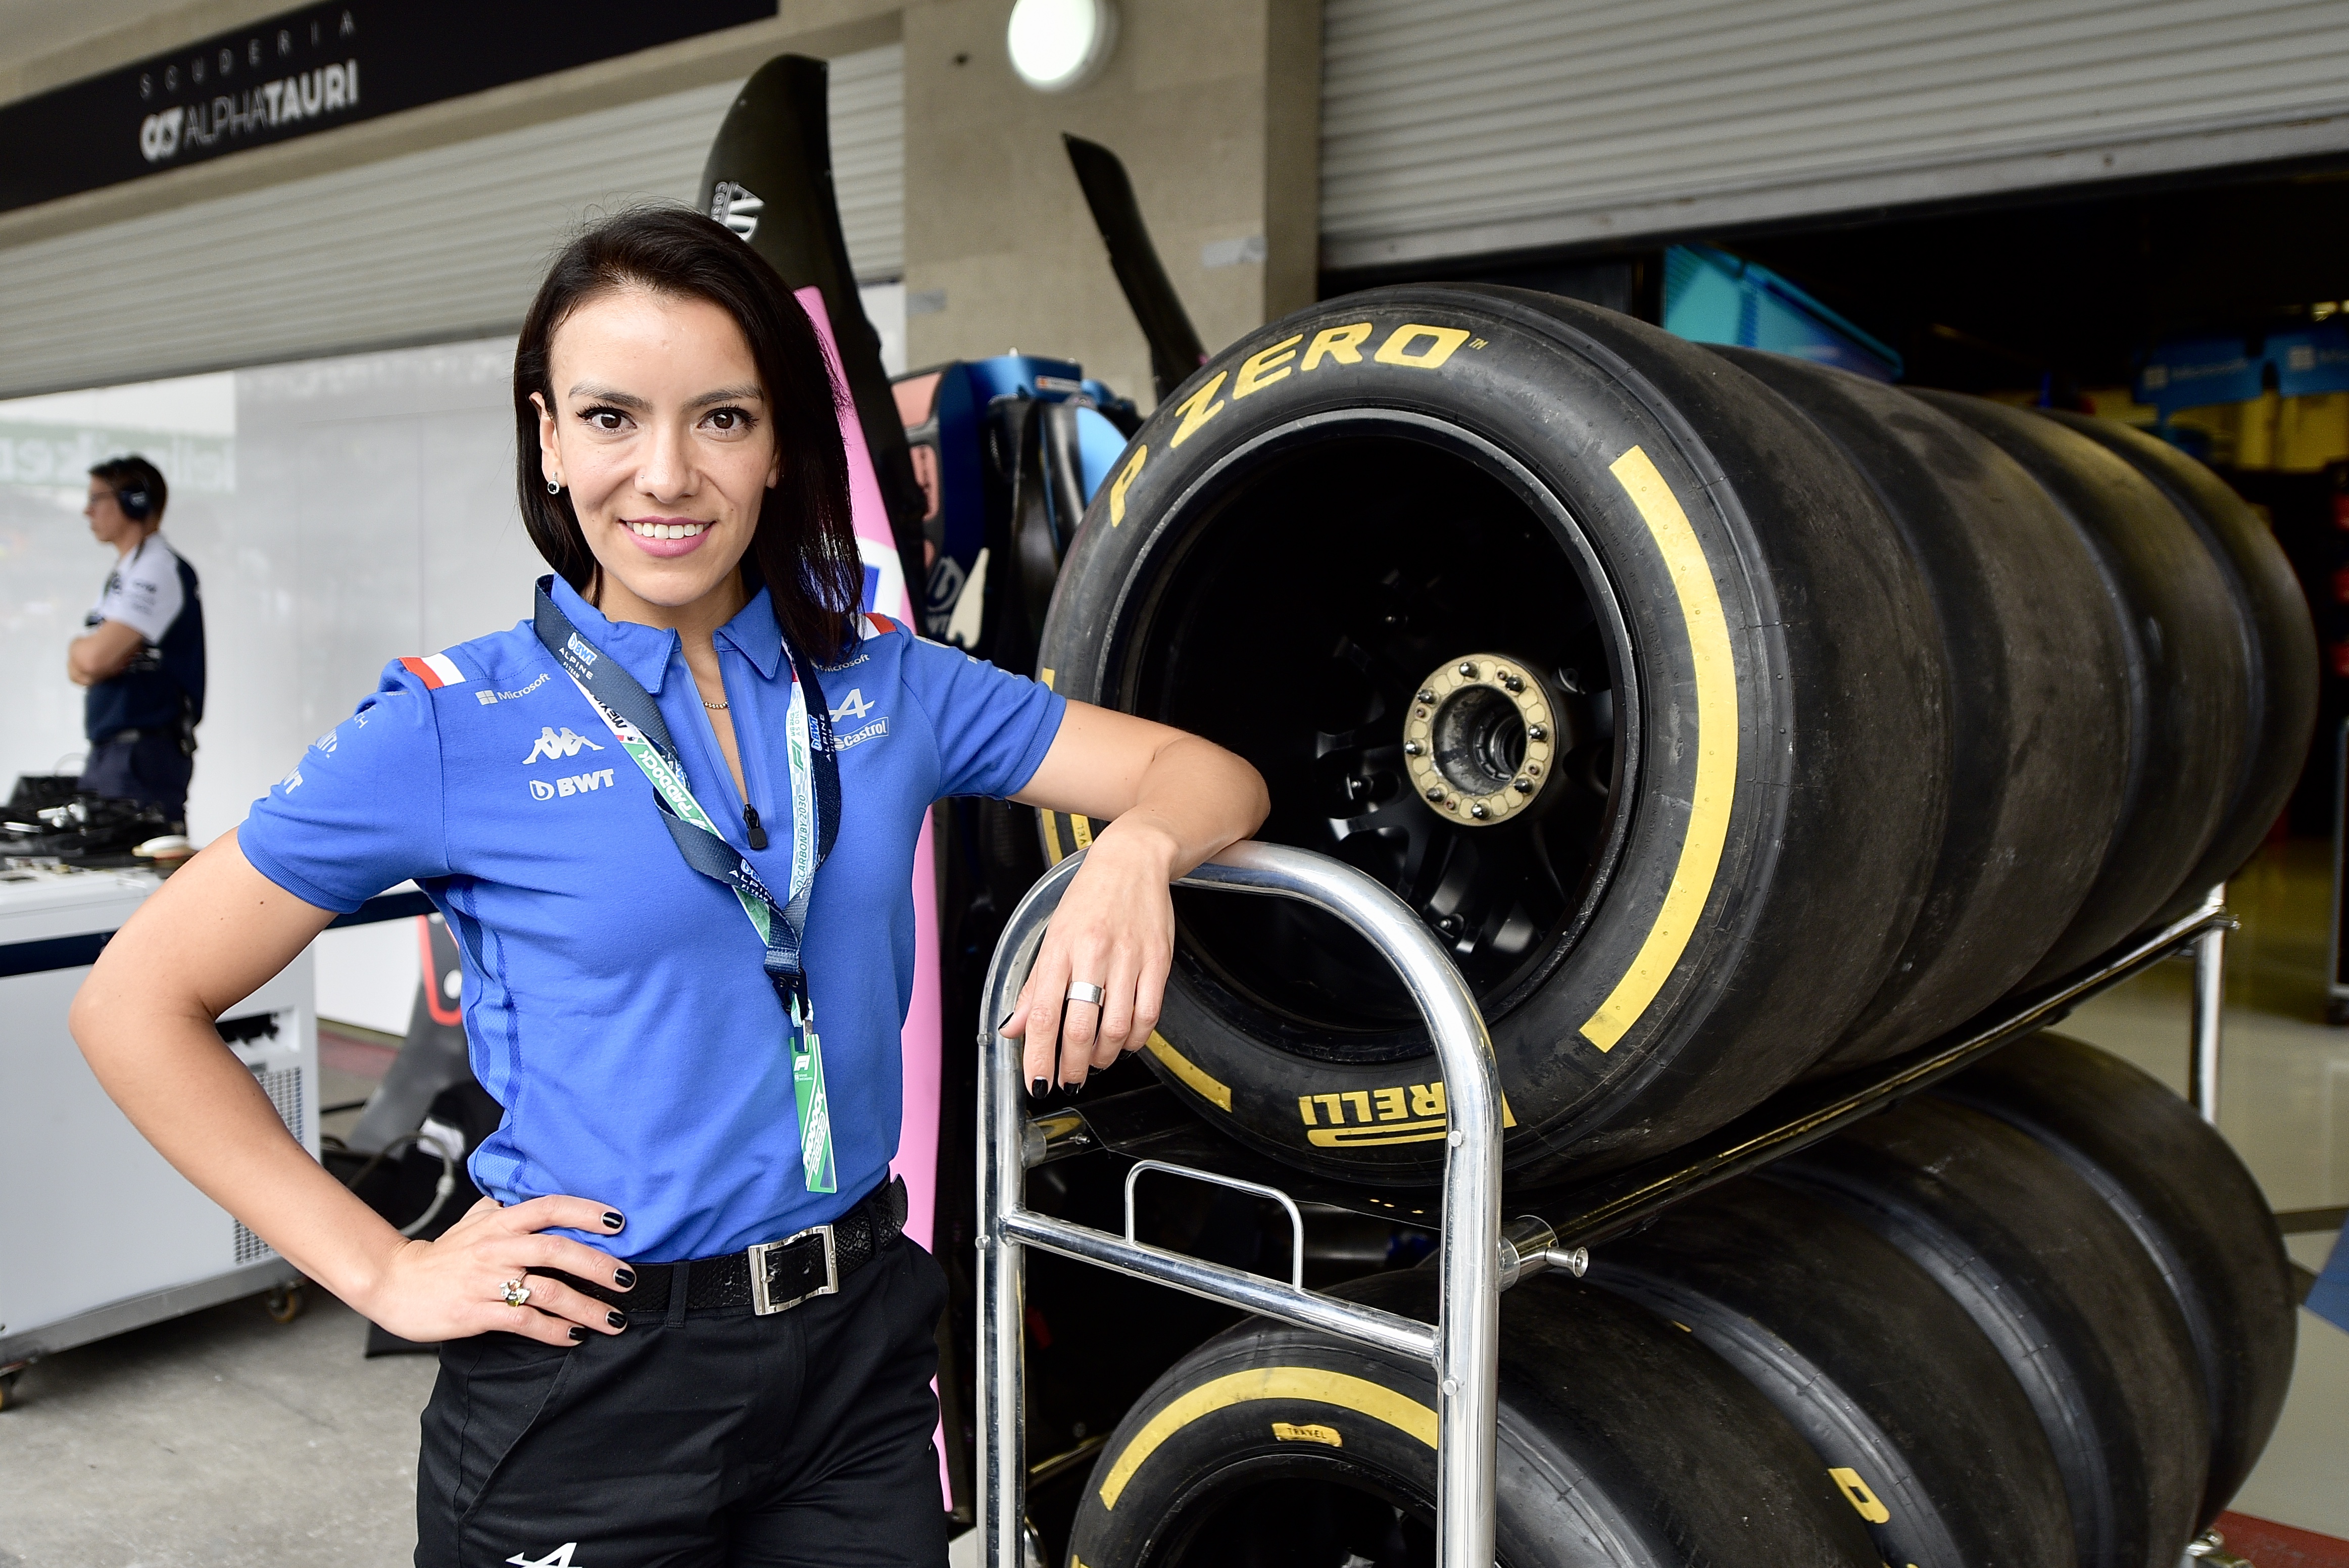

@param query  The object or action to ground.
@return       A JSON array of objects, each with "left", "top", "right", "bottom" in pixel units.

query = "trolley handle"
[
  {"left": 976, "top": 840, "right": 1505, "bottom": 1568},
  {"left": 1123, "top": 1157, "right": 1307, "bottom": 1292}
]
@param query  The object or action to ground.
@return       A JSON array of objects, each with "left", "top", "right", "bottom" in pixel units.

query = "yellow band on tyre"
[
  {"left": 1098, "top": 1366, "right": 1436, "bottom": 1509},
  {"left": 1581, "top": 445, "right": 1740, "bottom": 1051}
]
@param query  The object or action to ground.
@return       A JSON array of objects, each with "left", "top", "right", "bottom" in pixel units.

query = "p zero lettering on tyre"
[{"left": 1037, "top": 285, "right": 1948, "bottom": 1184}]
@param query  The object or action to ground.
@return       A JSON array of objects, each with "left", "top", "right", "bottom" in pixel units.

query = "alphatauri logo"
[
  {"left": 709, "top": 180, "right": 763, "bottom": 241},
  {"left": 523, "top": 726, "right": 605, "bottom": 763}
]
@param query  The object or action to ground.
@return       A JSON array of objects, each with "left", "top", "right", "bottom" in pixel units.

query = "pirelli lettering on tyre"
[{"left": 1293, "top": 1080, "right": 1515, "bottom": 1146}]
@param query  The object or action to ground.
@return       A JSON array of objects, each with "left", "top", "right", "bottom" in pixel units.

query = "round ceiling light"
[{"left": 1006, "top": 0, "right": 1118, "bottom": 93}]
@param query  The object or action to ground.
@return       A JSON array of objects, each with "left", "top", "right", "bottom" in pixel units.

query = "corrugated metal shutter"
[
  {"left": 1322, "top": 0, "right": 2349, "bottom": 271},
  {"left": 0, "top": 44, "right": 903, "bottom": 399},
  {"left": 829, "top": 43, "right": 904, "bottom": 284}
]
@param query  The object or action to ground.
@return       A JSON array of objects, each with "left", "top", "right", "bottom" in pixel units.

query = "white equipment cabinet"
[{"left": 0, "top": 863, "right": 315, "bottom": 1392}]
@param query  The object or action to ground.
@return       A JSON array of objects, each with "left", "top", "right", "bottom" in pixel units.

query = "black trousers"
[
  {"left": 415, "top": 1234, "right": 951, "bottom": 1568},
  {"left": 78, "top": 730, "right": 192, "bottom": 824}
]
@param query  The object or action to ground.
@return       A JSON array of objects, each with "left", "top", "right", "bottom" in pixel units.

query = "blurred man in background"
[{"left": 67, "top": 456, "right": 205, "bottom": 830}]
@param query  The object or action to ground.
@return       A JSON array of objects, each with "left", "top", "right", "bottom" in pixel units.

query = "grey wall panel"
[
  {"left": 1322, "top": 0, "right": 2349, "bottom": 270},
  {"left": 0, "top": 46, "right": 903, "bottom": 399}
]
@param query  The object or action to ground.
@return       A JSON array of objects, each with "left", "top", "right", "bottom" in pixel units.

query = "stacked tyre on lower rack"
[
  {"left": 1071, "top": 1035, "right": 2298, "bottom": 1568},
  {"left": 1022, "top": 287, "right": 2315, "bottom": 1565}
]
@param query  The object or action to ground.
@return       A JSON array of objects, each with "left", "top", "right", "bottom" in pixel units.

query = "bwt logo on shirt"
[
  {"left": 523, "top": 726, "right": 605, "bottom": 763},
  {"left": 530, "top": 769, "right": 616, "bottom": 801}
]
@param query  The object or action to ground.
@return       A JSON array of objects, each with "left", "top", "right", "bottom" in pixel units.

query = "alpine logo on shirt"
[
  {"left": 829, "top": 688, "right": 888, "bottom": 751},
  {"left": 523, "top": 726, "right": 605, "bottom": 763}
]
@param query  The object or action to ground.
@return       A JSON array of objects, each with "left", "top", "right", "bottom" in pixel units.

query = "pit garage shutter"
[
  {"left": 1320, "top": 0, "right": 2349, "bottom": 272},
  {"left": 0, "top": 44, "right": 903, "bottom": 399}
]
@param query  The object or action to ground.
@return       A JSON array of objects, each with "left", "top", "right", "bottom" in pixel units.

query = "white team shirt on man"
[{"left": 89, "top": 533, "right": 188, "bottom": 642}]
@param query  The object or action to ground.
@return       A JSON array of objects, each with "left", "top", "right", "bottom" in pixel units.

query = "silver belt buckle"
[{"left": 748, "top": 1222, "right": 838, "bottom": 1315}]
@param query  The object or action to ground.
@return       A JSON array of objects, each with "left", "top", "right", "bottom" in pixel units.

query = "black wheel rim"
[
  {"left": 1143, "top": 1455, "right": 1436, "bottom": 1568},
  {"left": 1115, "top": 413, "right": 1638, "bottom": 1062}
]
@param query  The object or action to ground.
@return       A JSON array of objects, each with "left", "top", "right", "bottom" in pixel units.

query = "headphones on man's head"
[{"left": 116, "top": 480, "right": 154, "bottom": 521}]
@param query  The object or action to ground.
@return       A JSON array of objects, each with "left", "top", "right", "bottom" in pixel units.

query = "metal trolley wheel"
[{"left": 265, "top": 1285, "right": 306, "bottom": 1325}]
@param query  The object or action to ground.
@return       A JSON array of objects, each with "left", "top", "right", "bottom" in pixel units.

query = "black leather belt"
[{"left": 551, "top": 1177, "right": 907, "bottom": 1317}]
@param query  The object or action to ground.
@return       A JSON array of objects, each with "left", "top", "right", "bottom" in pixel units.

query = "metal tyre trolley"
[
  {"left": 973, "top": 842, "right": 2240, "bottom": 1568},
  {"left": 977, "top": 841, "right": 1520, "bottom": 1568}
]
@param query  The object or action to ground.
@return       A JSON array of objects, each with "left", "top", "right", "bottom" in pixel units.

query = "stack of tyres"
[
  {"left": 1062, "top": 1037, "right": 2297, "bottom": 1568},
  {"left": 1929, "top": 1032, "right": 2301, "bottom": 1534},
  {"left": 1033, "top": 284, "right": 2316, "bottom": 1185},
  {"left": 1583, "top": 1180, "right": 2075, "bottom": 1568}
]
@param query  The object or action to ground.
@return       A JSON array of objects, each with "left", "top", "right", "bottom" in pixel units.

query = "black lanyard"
[{"left": 530, "top": 578, "right": 841, "bottom": 1011}]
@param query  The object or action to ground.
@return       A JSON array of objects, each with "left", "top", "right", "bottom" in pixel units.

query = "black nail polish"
[
  {"left": 602, "top": 1210, "right": 625, "bottom": 1231},
  {"left": 568, "top": 1325, "right": 588, "bottom": 1343},
  {"left": 1069, "top": 1078, "right": 1085, "bottom": 1096},
  {"left": 998, "top": 1011, "right": 1020, "bottom": 1033},
  {"left": 607, "top": 1309, "right": 626, "bottom": 1329},
  {"left": 1031, "top": 1076, "right": 1050, "bottom": 1099},
  {"left": 613, "top": 1266, "right": 636, "bottom": 1290}
]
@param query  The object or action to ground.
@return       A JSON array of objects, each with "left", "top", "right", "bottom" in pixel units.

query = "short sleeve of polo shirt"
[
  {"left": 238, "top": 665, "right": 450, "bottom": 913},
  {"left": 897, "top": 634, "right": 1066, "bottom": 800},
  {"left": 99, "top": 542, "right": 185, "bottom": 643}
]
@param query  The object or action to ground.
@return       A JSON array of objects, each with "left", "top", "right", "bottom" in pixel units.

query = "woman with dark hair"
[{"left": 71, "top": 207, "right": 1267, "bottom": 1566}]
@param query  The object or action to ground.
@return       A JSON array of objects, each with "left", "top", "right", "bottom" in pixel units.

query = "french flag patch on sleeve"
[{"left": 399, "top": 652, "right": 467, "bottom": 689}]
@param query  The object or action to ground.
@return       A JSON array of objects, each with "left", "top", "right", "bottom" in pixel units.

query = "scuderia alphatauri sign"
[{"left": 0, "top": 0, "right": 776, "bottom": 215}]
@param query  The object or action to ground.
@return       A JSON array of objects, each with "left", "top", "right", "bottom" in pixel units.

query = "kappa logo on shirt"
[
  {"left": 523, "top": 726, "right": 605, "bottom": 764},
  {"left": 529, "top": 769, "right": 616, "bottom": 801}
]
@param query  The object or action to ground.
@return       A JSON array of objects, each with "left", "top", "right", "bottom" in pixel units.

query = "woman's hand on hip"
[
  {"left": 1003, "top": 819, "right": 1178, "bottom": 1093},
  {"left": 355, "top": 1195, "right": 639, "bottom": 1346}
]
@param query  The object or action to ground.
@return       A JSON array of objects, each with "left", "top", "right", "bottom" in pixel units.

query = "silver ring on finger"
[
  {"left": 1066, "top": 981, "right": 1106, "bottom": 1006},
  {"left": 500, "top": 1278, "right": 532, "bottom": 1308}
]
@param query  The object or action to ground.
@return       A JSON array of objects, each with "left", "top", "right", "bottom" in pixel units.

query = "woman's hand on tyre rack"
[{"left": 1008, "top": 701, "right": 1268, "bottom": 1093}]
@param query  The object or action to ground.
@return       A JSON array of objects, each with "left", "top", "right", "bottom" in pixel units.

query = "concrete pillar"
[{"left": 902, "top": 0, "right": 1322, "bottom": 410}]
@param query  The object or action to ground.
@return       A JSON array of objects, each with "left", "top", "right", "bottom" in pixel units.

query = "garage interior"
[{"left": 4, "top": 3, "right": 2348, "bottom": 1566}]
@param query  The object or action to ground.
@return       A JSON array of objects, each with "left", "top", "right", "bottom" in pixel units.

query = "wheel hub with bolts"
[{"left": 1401, "top": 654, "right": 1559, "bottom": 826}]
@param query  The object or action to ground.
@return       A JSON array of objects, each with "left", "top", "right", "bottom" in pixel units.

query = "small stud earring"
[{"left": 547, "top": 479, "right": 562, "bottom": 495}]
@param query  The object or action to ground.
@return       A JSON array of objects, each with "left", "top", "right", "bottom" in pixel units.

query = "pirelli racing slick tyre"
[
  {"left": 1770, "top": 1098, "right": 2210, "bottom": 1568},
  {"left": 2040, "top": 412, "right": 2319, "bottom": 916},
  {"left": 1911, "top": 394, "right": 2251, "bottom": 985},
  {"left": 1036, "top": 284, "right": 1948, "bottom": 1186},
  {"left": 1065, "top": 1268, "right": 1882, "bottom": 1568},
  {"left": 1932, "top": 1032, "right": 2299, "bottom": 1529},
  {"left": 1587, "top": 1173, "right": 2075, "bottom": 1568},
  {"left": 1712, "top": 350, "right": 2129, "bottom": 1070}
]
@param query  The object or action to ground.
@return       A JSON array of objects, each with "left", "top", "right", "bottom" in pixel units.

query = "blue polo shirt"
[{"left": 240, "top": 577, "right": 1062, "bottom": 1261}]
